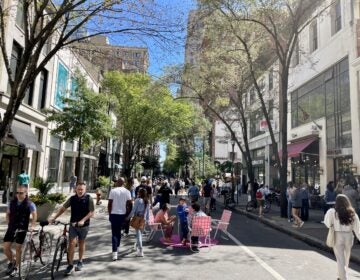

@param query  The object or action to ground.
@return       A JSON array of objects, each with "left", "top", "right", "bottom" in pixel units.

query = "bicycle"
[
  {"left": 19, "top": 221, "right": 53, "bottom": 279},
  {"left": 246, "top": 198, "right": 271, "bottom": 213},
  {"left": 50, "top": 221, "right": 70, "bottom": 279}
]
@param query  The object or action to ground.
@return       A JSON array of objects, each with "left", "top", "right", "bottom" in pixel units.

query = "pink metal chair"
[
  {"left": 146, "top": 210, "right": 164, "bottom": 242},
  {"left": 189, "top": 216, "right": 212, "bottom": 252},
  {"left": 211, "top": 209, "right": 232, "bottom": 239}
]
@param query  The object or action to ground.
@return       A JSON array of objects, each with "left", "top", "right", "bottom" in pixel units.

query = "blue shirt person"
[
  {"left": 17, "top": 170, "right": 30, "bottom": 187},
  {"left": 176, "top": 198, "right": 189, "bottom": 245}
]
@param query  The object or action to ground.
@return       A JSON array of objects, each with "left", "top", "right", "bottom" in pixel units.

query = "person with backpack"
[
  {"left": 49, "top": 182, "right": 94, "bottom": 275},
  {"left": 256, "top": 184, "right": 268, "bottom": 217}
]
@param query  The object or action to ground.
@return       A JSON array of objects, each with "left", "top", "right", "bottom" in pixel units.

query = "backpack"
[{"left": 256, "top": 189, "right": 263, "bottom": 199}]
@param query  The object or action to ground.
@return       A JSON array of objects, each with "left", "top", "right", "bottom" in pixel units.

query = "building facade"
[{"left": 0, "top": 1, "right": 104, "bottom": 196}]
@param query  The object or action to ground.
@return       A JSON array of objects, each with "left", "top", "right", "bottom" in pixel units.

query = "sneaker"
[
  {"left": 76, "top": 261, "right": 83, "bottom": 271},
  {"left": 122, "top": 233, "right": 129, "bottom": 238},
  {"left": 6, "top": 261, "right": 15, "bottom": 275},
  {"left": 288, "top": 219, "right": 291, "bottom": 223},
  {"left": 136, "top": 249, "right": 144, "bottom": 257},
  {"left": 64, "top": 265, "right": 74, "bottom": 276},
  {"left": 299, "top": 221, "right": 304, "bottom": 228},
  {"left": 191, "top": 247, "right": 200, "bottom": 252},
  {"left": 292, "top": 224, "right": 299, "bottom": 228},
  {"left": 112, "top": 252, "right": 118, "bottom": 261}
]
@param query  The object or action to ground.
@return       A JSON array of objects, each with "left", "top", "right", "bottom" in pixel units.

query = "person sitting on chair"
[
  {"left": 154, "top": 203, "right": 176, "bottom": 243},
  {"left": 188, "top": 203, "right": 207, "bottom": 252}
]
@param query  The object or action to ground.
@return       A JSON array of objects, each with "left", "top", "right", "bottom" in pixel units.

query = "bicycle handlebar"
[{"left": 52, "top": 221, "right": 70, "bottom": 226}]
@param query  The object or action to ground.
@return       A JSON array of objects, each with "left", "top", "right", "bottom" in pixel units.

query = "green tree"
[
  {"left": 0, "top": 0, "right": 183, "bottom": 162},
  {"left": 102, "top": 71, "right": 194, "bottom": 178},
  {"left": 46, "top": 72, "right": 113, "bottom": 181}
]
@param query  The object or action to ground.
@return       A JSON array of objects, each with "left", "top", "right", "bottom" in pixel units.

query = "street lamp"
[{"left": 230, "top": 136, "right": 236, "bottom": 203}]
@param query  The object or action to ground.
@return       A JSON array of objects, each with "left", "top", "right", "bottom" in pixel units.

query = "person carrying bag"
[
  {"left": 128, "top": 188, "right": 149, "bottom": 257},
  {"left": 324, "top": 194, "right": 360, "bottom": 280}
]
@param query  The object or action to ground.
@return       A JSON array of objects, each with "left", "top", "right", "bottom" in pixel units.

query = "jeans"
[
  {"left": 179, "top": 221, "right": 189, "bottom": 241},
  {"left": 301, "top": 199, "right": 309, "bottom": 221},
  {"left": 135, "top": 229, "right": 143, "bottom": 250},
  {"left": 109, "top": 214, "right": 126, "bottom": 252},
  {"left": 287, "top": 199, "right": 292, "bottom": 219}
]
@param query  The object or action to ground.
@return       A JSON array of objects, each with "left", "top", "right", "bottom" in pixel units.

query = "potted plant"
[
  {"left": 97, "top": 176, "right": 111, "bottom": 198},
  {"left": 29, "top": 177, "right": 66, "bottom": 222}
]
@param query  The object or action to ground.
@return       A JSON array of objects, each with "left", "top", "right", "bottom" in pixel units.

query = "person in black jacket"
[
  {"left": 3, "top": 185, "right": 37, "bottom": 277},
  {"left": 49, "top": 182, "right": 94, "bottom": 275}
]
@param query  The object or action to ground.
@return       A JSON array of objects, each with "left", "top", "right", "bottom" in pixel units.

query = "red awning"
[{"left": 279, "top": 137, "right": 318, "bottom": 158}]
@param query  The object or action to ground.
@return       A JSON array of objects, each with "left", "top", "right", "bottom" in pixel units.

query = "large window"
[
  {"left": 15, "top": 1, "right": 24, "bottom": 29},
  {"left": 37, "top": 69, "right": 48, "bottom": 110},
  {"left": 309, "top": 21, "right": 318, "bottom": 52},
  {"left": 48, "top": 136, "right": 61, "bottom": 182},
  {"left": 291, "top": 57, "right": 351, "bottom": 152},
  {"left": 250, "top": 109, "right": 265, "bottom": 139},
  {"left": 63, "top": 157, "right": 73, "bottom": 181},
  {"left": 331, "top": 0, "right": 342, "bottom": 35},
  {"left": 268, "top": 68, "right": 274, "bottom": 90},
  {"left": 7, "top": 42, "right": 22, "bottom": 94}
]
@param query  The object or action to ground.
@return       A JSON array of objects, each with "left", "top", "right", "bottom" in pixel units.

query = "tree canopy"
[{"left": 102, "top": 71, "right": 195, "bottom": 177}]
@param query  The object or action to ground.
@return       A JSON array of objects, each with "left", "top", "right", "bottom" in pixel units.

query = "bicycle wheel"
[
  {"left": 263, "top": 201, "right": 271, "bottom": 213},
  {"left": 246, "top": 201, "right": 254, "bottom": 212},
  {"left": 40, "top": 232, "right": 53, "bottom": 266},
  {"left": 51, "top": 238, "right": 65, "bottom": 279},
  {"left": 19, "top": 241, "right": 33, "bottom": 280}
]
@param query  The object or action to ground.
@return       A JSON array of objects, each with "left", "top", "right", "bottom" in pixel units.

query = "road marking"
[{"left": 226, "top": 231, "right": 286, "bottom": 280}]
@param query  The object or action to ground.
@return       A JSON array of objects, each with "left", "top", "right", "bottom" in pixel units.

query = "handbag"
[
  {"left": 130, "top": 215, "right": 145, "bottom": 230},
  {"left": 326, "top": 226, "right": 335, "bottom": 247}
]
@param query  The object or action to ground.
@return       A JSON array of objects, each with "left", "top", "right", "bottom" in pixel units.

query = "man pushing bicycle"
[
  {"left": 49, "top": 181, "right": 94, "bottom": 276},
  {"left": 3, "top": 184, "right": 37, "bottom": 277}
]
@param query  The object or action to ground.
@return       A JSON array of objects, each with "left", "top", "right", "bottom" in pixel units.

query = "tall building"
[{"left": 75, "top": 35, "right": 149, "bottom": 73}]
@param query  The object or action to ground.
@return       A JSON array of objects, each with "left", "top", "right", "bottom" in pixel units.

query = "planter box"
[{"left": 36, "top": 202, "right": 56, "bottom": 222}]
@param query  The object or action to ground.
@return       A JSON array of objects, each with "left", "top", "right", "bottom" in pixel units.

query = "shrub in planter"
[{"left": 29, "top": 178, "right": 67, "bottom": 221}]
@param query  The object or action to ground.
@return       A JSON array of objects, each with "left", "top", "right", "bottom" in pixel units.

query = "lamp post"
[{"left": 230, "top": 136, "right": 235, "bottom": 203}]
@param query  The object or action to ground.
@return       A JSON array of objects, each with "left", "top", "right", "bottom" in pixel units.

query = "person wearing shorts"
[
  {"left": 50, "top": 182, "right": 94, "bottom": 275},
  {"left": 3, "top": 185, "right": 37, "bottom": 277},
  {"left": 290, "top": 184, "right": 304, "bottom": 228}
]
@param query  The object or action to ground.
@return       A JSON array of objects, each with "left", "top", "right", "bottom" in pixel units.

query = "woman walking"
[
  {"left": 290, "top": 184, "right": 304, "bottom": 228},
  {"left": 324, "top": 194, "right": 360, "bottom": 280},
  {"left": 128, "top": 188, "right": 149, "bottom": 257}
]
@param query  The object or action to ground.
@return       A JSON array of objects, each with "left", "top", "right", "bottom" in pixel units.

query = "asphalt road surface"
[{"left": 2, "top": 201, "right": 360, "bottom": 280}]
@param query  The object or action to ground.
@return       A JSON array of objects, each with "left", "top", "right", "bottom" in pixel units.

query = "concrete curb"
[{"left": 229, "top": 205, "right": 360, "bottom": 266}]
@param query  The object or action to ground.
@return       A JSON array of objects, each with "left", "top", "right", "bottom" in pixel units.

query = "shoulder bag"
[
  {"left": 130, "top": 215, "right": 145, "bottom": 230},
  {"left": 326, "top": 211, "right": 335, "bottom": 247}
]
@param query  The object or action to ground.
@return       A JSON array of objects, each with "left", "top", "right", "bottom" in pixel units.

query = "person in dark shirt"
[
  {"left": 3, "top": 185, "right": 37, "bottom": 277},
  {"left": 158, "top": 180, "right": 173, "bottom": 205},
  {"left": 49, "top": 182, "right": 94, "bottom": 275}
]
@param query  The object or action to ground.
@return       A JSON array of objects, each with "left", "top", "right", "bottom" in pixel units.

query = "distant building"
[{"left": 75, "top": 35, "right": 149, "bottom": 73}]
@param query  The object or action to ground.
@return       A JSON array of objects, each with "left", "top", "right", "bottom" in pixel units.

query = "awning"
[
  {"left": 11, "top": 121, "right": 43, "bottom": 152},
  {"left": 279, "top": 137, "right": 318, "bottom": 158}
]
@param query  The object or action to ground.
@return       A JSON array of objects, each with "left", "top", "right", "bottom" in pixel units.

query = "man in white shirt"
[{"left": 108, "top": 177, "right": 131, "bottom": 261}]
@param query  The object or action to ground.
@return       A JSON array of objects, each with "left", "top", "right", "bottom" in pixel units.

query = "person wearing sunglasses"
[{"left": 3, "top": 185, "right": 37, "bottom": 277}]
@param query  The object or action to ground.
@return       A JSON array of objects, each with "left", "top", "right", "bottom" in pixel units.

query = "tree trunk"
[
  {"left": 279, "top": 67, "right": 289, "bottom": 218},
  {"left": 75, "top": 136, "right": 84, "bottom": 181}
]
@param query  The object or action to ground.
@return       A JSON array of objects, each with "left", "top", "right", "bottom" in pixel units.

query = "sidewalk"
[{"left": 219, "top": 193, "right": 360, "bottom": 265}]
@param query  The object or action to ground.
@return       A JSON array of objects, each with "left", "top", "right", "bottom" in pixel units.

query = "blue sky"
[{"left": 108, "top": 0, "right": 197, "bottom": 165}]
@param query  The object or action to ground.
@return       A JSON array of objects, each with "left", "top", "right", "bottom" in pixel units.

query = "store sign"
[
  {"left": 259, "top": 120, "right": 275, "bottom": 131},
  {"left": 327, "top": 149, "right": 341, "bottom": 156},
  {"left": 252, "top": 159, "right": 264, "bottom": 165}
]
